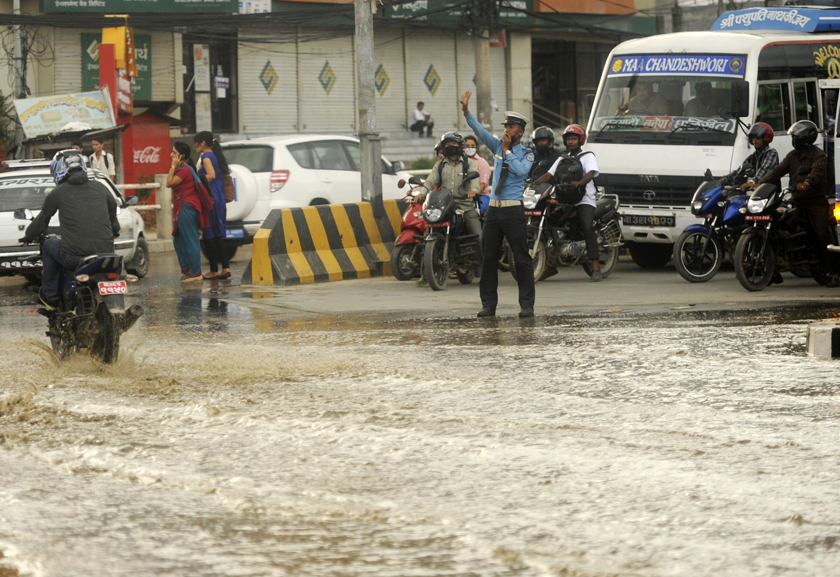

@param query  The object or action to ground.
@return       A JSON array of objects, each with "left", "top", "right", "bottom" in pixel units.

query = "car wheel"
[{"left": 126, "top": 237, "right": 150, "bottom": 278}]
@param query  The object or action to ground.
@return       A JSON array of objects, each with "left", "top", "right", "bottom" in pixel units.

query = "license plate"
[
  {"left": 622, "top": 215, "right": 676, "bottom": 227},
  {"left": 428, "top": 222, "right": 450, "bottom": 228},
  {"left": 98, "top": 280, "right": 127, "bottom": 295},
  {"left": 226, "top": 228, "right": 245, "bottom": 239},
  {"left": 745, "top": 215, "right": 771, "bottom": 221},
  {"left": 525, "top": 210, "right": 542, "bottom": 216},
  {"left": 0, "top": 259, "right": 42, "bottom": 269}
]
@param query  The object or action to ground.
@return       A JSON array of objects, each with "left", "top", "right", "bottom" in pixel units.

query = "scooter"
[
  {"left": 391, "top": 177, "right": 428, "bottom": 281},
  {"left": 14, "top": 209, "right": 143, "bottom": 364}
]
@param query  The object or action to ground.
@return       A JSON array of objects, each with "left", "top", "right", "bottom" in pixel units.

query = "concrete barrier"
[
  {"left": 243, "top": 200, "right": 405, "bottom": 286},
  {"left": 807, "top": 321, "right": 840, "bottom": 359}
]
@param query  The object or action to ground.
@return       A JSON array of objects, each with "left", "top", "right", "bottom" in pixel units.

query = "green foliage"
[
  {"left": 410, "top": 157, "right": 437, "bottom": 170},
  {"left": 0, "top": 91, "right": 15, "bottom": 151}
]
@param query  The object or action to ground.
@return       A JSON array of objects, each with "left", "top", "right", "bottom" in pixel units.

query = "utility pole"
[
  {"left": 355, "top": 0, "right": 383, "bottom": 216},
  {"left": 471, "top": 0, "right": 495, "bottom": 130},
  {"left": 13, "top": 0, "right": 24, "bottom": 155}
]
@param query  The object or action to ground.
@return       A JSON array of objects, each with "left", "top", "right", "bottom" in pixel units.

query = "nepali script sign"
[
  {"left": 712, "top": 8, "right": 819, "bottom": 33},
  {"left": 40, "top": 0, "right": 237, "bottom": 13},
  {"left": 607, "top": 54, "right": 746, "bottom": 78},
  {"left": 597, "top": 116, "right": 736, "bottom": 133},
  {"left": 14, "top": 90, "right": 116, "bottom": 140}
]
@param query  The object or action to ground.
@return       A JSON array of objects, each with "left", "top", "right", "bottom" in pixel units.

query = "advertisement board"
[
  {"left": 41, "top": 0, "right": 237, "bottom": 13},
  {"left": 82, "top": 33, "right": 152, "bottom": 100},
  {"left": 14, "top": 90, "right": 116, "bottom": 139}
]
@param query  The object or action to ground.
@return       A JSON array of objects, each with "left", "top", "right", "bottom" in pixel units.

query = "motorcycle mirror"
[
  {"left": 398, "top": 179, "right": 406, "bottom": 189},
  {"left": 465, "top": 171, "right": 480, "bottom": 181},
  {"left": 538, "top": 159, "right": 553, "bottom": 168},
  {"left": 408, "top": 176, "right": 423, "bottom": 186},
  {"left": 743, "top": 167, "right": 755, "bottom": 176},
  {"left": 13, "top": 208, "right": 34, "bottom": 221},
  {"left": 125, "top": 195, "right": 140, "bottom": 206},
  {"left": 704, "top": 168, "right": 713, "bottom": 180},
  {"left": 796, "top": 166, "right": 812, "bottom": 176}
]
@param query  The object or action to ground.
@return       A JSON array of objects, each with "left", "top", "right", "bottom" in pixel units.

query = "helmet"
[
  {"left": 440, "top": 131, "right": 465, "bottom": 155},
  {"left": 50, "top": 149, "right": 87, "bottom": 185},
  {"left": 788, "top": 120, "right": 818, "bottom": 151},
  {"left": 562, "top": 124, "right": 587, "bottom": 146},
  {"left": 747, "top": 122, "right": 774, "bottom": 145},
  {"left": 531, "top": 126, "right": 555, "bottom": 152}
]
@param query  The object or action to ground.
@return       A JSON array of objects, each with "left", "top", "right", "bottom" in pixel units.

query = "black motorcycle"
[
  {"left": 419, "top": 171, "right": 482, "bottom": 291},
  {"left": 734, "top": 169, "right": 831, "bottom": 291},
  {"left": 508, "top": 182, "right": 622, "bottom": 281},
  {"left": 15, "top": 209, "right": 143, "bottom": 363}
]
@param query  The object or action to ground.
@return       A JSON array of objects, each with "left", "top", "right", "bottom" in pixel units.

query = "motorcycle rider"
[
  {"left": 757, "top": 120, "right": 840, "bottom": 287},
  {"left": 533, "top": 124, "right": 603, "bottom": 281},
  {"left": 528, "top": 127, "right": 562, "bottom": 182},
  {"left": 21, "top": 149, "right": 120, "bottom": 309},
  {"left": 723, "top": 122, "right": 779, "bottom": 190}
]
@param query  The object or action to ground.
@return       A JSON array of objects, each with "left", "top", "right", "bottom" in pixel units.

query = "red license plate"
[
  {"left": 98, "top": 280, "right": 127, "bottom": 295},
  {"left": 428, "top": 222, "right": 450, "bottom": 228},
  {"left": 525, "top": 210, "right": 542, "bottom": 216},
  {"left": 745, "top": 215, "right": 771, "bottom": 221}
]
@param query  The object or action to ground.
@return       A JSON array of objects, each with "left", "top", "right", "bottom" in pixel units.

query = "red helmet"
[
  {"left": 748, "top": 122, "right": 774, "bottom": 144},
  {"left": 562, "top": 124, "right": 587, "bottom": 146}
]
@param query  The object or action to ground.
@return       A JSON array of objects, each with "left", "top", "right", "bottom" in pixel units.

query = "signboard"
[
  {"left": 82, "top": 33, "right": 152, "bottom": 100},
  {"left": 117, "top": 68, "right": 133, "bottom": 114},
  {"left": 596, "top": 115, "right": 736, "bottom": 133},
  {"left": 195, "top": 92, "right": 212, "bottom": 132},
  {"left": 14, "top": 90, "right": 116, "bottom": 139},
  {"left": 712, "top": 8, "right": 819, "bottom": 33},
  {"left": 194, "top": 44, "right": 211, "bottom": 92},
  {"left": 239, "top": 0, "right": 270, "bottom": 13},
  {"left": 607, "top": 54, "right": 747, "bottom": 78},
  {"left": 383, "top": 0, "right": 534, "bottom": 25},
  {"left": 40, "top": 0, "right": 237, "bottom": 13}
]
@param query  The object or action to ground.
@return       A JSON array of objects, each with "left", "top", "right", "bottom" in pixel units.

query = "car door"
[
  {"left": 340, "top": 140, "right": 404, "bottom": 201},
  {"left": 309, "top": 140, "right": 359, "bottom": 204}
]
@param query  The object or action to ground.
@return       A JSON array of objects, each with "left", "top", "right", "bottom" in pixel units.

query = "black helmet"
[
  {"left": 50, "top": 149, "right": 88, "bottom": 186},
  {"left": 440, "top": 132, "right": 465, "bottom": 155},
  {"left": 531, "top": 126, "right": 555, "bottom": 153},
  {"left": 788, "top": 120, "right": 818, "bottom": 151}
]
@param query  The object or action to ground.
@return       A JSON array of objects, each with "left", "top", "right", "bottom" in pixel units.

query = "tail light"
[
  {"left": 834, "top": 202, "right": 840, "bottom": 222},
  {"left": 271, "top": 170, "right": 289, "bottom": 193}
]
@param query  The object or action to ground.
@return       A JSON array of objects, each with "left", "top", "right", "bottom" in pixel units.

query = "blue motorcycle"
[{"left": 673, "top": 167, "right": 752, "bottom": 283}]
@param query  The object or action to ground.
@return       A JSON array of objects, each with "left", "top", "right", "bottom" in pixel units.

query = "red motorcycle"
[{"left": 391, "top": 177, "right": 428, "bottom": 281}]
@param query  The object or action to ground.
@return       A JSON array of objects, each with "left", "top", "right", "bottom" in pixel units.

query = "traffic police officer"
[{"left": 461, "top": 90, "right": 536, "bottom": 318}]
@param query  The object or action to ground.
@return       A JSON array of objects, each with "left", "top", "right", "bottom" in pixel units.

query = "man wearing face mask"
[
  {"left": 528, "top": 127, "right": 562, "bottom": 182},
  {"left": 461, "top": 90, "right": 536, "bottom": 318}
]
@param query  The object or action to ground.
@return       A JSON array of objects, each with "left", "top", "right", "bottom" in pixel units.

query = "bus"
[{"left": 587, "top": 6, "right": 840, "bottom": 267}]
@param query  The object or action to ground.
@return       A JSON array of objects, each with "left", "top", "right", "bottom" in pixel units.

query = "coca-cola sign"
[{"left": 134, "top": 146, "right": 161, "bottom": 164}]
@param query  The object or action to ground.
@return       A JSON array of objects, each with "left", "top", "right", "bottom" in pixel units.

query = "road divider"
[{"left": 243, "top": 200, "right": 405, "bottom": 286}]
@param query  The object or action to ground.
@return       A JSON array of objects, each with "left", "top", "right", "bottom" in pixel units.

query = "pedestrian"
[
  {"left": 460, "top": 90, "right": 535, "bottom": 318},
  {"left": 166, "top": 141, "right": 207, "bottom": 283},
  {"left": 194, "top": 131, "right": 232, "bottom": 280},
  {"left": 88, "top": 137, "right": 116, "bottom": 181},
  {"left": 409, "top": 101, "right": 434, "bottom": 138},
  {"left": 464, "top": 134, "right": 491, "bottom": 216},
  {"left": 71, "top": 141, "right": 83, "bottom": 153}
]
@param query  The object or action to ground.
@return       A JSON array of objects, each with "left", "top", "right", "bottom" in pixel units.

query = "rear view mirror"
[
  {"left": 126, "top": 195, "right": 139, "bottom": 206},
  {"left": 391, "top": 160, "right": 404, "bottom": 173},
  {"left": 13, "top": 208, "right": 33, "bottom": 220},
  {"left": 704, "top": 168, "right": 713, "bottom": 180},
  {"left": 730, "top": 79, "right": 750, "bottom": 118},
  {"left": 398, "top": 179, "right": 406, "bottom": 189},
  {"left": 408, "top": 176, "right": 422, "bottom": 186},
  {"left": 465, "top": 171, "right": 480, "bottom": 181}
]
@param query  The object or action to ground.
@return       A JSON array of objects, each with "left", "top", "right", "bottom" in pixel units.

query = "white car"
[
  {"left": 220, "top": 135, "right": 412, "bottom": 256},
  {"left": 0, "top": 161, "right": 150, "bottom": 281}
]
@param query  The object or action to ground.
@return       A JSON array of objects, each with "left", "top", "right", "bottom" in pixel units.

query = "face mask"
[
  {"left": 464, "top": 147, "right": 476, "bottom": 157},
  {"left": 444, "top": 146, "right": 460, "bottom": 157}
]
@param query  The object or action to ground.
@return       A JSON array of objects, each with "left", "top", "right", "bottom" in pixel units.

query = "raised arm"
[{"left": 461, "top": 91, "right": 501, "bottom": 154}]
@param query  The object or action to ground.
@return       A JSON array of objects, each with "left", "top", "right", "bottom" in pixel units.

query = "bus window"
[
  {"left": 792, "top": 81, "right": 820, "bottom": 126},
  {"left": 756, "top": 83, "right": 790, "bottom": 132}
]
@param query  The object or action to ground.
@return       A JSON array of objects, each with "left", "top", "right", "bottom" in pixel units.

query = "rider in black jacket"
[
  {"left": 22, "top": 149, "right": 120, "bottom": 309},
  {"left": 528, "top": 127, "right": 562, "bottom": 182}
]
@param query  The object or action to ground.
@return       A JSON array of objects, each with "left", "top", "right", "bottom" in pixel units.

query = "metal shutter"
[
  {"left": 298, "top": 35, "right": 355, "bottom": 133},
  {"left": 54, "top": 28, "right": 85, "bottom": 94},
  {"left": 455, "top": 38, "right": 509, "bottom": 129},
  {"left": 405, "top": 31, "right": 458, "bottom": 133},
  {"left": 373, "top": 29, "right": 407, "bottom": 133},
  {"left": 490, "top": 46, "right": 509, "bottom": 117},
  {"left": 238, "top": 32, "right": 299, "bottom": 135},
  {"left": 150, "top": 32, "right": 176, "bottom": 103}
]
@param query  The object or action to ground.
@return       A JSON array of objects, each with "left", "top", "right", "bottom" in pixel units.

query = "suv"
[
  {"left": 0, "top": 161, "right": 150, "bottom": 281},
  {"left": 220, "top": 135, "right": 412, "bottom": 255}
]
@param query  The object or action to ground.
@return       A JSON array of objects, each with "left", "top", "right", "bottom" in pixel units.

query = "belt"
[{"left": 488, "top": 199, "right": 522, "bottom": 208}]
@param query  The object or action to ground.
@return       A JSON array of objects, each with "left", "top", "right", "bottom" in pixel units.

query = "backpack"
[
  {"left": 90, "top": 152, "right": 110, "bottom": 170},
  {"left": 550, "top": 151, "right": 593, "bottom": 204},
  {"left": 435, "top": 154, "right": 473, "bottom": 190}
]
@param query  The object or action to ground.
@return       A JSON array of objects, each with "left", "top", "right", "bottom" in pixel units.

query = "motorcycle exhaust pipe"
[{"left": 121, "top": 305, "right": 144, "bottom": 332}]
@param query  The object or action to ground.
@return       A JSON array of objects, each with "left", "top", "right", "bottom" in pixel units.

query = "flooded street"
[{"left": 2, "top": 256, "right": 840, "bottom": 576}]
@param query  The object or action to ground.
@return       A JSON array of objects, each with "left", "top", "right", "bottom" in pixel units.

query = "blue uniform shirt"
[{"left": 465, "top": 112, "right": 534, "bottom": 202}]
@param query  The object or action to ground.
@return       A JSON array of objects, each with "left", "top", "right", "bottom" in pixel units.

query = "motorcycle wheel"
[
  {"left": 456, "top": 266, "right": 475, "bottom": 284},
  {"left": 423, "top": 238, "right": 448, "bottom": 291},
  {"left": 673, "top": 230, "right": 723, "bottom": 283},
  {"left": 497, "top": 239, "right": 510, "bottom": 271},
  {"left": 48, "top": 317, "right": 74, "bottom": 360},
  {"left": 390, "top": 244, "right": 417, "bottom": 281},
  {"left": 628, "top": 242, "right": 672, "bottom": 268},
  {"left": 734, "top": 230, "right": 775, "bottom": 291},
  {"left": 582, "top": 246, "right": 620, "bottom": 279},
  {"left": 90, "top": 305, "right": 120, "bottom": 364},
  {"left": 508, "top": 237, "right": 546, "bottom": 282},
  {"left": 812, "top": 269, "right": 830, "bottom": 286}
]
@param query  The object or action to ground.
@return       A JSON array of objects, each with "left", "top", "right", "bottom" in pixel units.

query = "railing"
[
  {"left": 530, "top": 102, "right": 573, "bottom": 129},
  {"left": 115, "top": 182, "right": 161, "bottom": 211}
]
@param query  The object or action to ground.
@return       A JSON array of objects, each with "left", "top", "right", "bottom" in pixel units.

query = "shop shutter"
[
  {"left": 372, "top": 29, "right": 407, "bottom": 133},
  {"left": 490, "top": 46, "right": 509, "bottom": 117},
  {"left": 150, "top": 32, "right": 176, "bottom": 103},
  {"left": 298, "top": 35, "right": 355, "bottom": 133},
  {"left": 405, "top": 32, "right": 458, "bottom": 133},
  {"left": 54, "top": 28, "right": 85, "bottom": 94},
  {"left": 455, "top": 38, "right": 509, "bottom": 130},
  {"left": 239, "top": 33, "right": 299, "bottom": 134}
]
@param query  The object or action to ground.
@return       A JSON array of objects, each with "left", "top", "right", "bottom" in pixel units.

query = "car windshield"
[{"left": 0, "top": 176, "right": 54, "bottom": 211}]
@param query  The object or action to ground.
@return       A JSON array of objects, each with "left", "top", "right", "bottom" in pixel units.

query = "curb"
[{"left": 807, "top": 321, "right": 840, "bottom": 359}]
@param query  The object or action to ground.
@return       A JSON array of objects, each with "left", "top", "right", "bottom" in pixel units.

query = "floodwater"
[{"left": 2, "top": 278, "right": 840, "bottom": 576}]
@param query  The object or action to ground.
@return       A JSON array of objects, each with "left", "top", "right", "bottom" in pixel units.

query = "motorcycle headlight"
[
  {"left": 523, "top": 193, "right": 538, "bottom": 209},
  {"left": 692, "top": 200, "right": 704, "bottom": 213},
  {"left": 747, "top": 198, "right": 768, "bottom": 214},
  {"left": 424, "top": 208, "right": 443, "bottom": 222}
]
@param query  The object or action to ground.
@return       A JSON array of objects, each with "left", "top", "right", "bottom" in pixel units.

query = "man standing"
[
  {"left": 461, "top": 90, "right": 535, "bottom": 318},
  {"left": 409, "top": 102, "right": 434, "bottom": 138},
  {"left": 89, "top": 137, "right": 116, "bottom": 181}
]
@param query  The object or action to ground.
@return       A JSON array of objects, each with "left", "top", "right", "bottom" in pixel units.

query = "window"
[
  {"left": 756, "top": 83, "right": 790, "bottom": 132},
  {"left": 287, "top": 143, "right": 314, "bottom": 169},
  {"left": 340, "top": 141, "right": 393, "bottom": 174},
  {"left": 0, "top": 177, "right": 54, "bottom": 211},
  {"left": 792, "top": 81, "right": 820, "bottom": 126},
  {"left": 310, "top": 141, "right": 352, "bottom": 171},
  {"left": 223, "top": 146, "right": 273, "bottom": 173}
]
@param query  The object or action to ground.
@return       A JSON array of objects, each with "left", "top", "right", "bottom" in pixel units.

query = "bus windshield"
[{"left": 591, "top": 54, "right": 747, "bottom": 144}]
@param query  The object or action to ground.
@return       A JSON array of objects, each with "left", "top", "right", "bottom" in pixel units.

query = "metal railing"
[
  {"left": 530, "top": 102, "right": 574, "bottom": 129},
  {"left": 116, "top": 182, "right": 161, "bottom": 211}
]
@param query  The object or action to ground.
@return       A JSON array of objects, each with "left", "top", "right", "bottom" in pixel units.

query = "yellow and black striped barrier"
[{"left": 243, "top": 200, "right": 405, "bottom": 286}]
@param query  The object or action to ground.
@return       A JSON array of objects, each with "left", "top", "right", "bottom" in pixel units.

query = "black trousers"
[
  {"left": 800, "top": 200, "right": 839, "bottom": 275},
  {"left": 576, "top": 203, "right": 600, "bottom": 261},
  {"left": 410, "top": 119, "right": 434, "bottom": 137},
  {"left": 202, "top": 237, "right": 230, "bottom": 273},
  {"left": 480, "top": 204, "right": 535, "bottom": 310}
]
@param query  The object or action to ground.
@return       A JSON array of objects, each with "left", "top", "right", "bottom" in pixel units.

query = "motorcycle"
[
  {"left": 14, "top": 209, "right": 144, "bottom": 364},
  {"left": 390, "top": 177, "right": 428, "bottom": 281},
  {"left": 508, "top": 182, "right": 623, "bottom": 281},
  {"left": 673, "top": 166, "right": 752, "bottom": 283},
  {"left": 418, "top": 171, "right": 482, "bottom": 291},
  {"left": 734, "top": 167, "right": 831, "bottom": 291}
]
